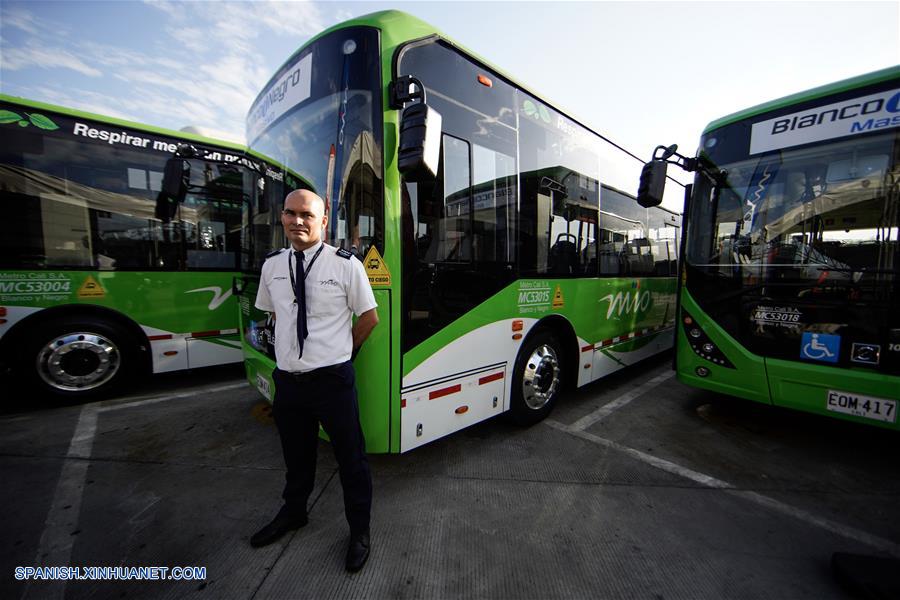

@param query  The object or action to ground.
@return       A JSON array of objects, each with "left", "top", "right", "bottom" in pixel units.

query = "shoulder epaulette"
[
  {"left": 265, "top": 248, "right": 285, "bottom": 259},
  {"left": 336, "top": 248, "right": 352, "bottom": 259}
]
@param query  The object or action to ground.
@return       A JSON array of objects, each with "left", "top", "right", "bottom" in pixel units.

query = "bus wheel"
[
  {"left": 24, "top": 318, "right": 134, "bottom": 399},
  {"left": 509, "top": 331, "right": 563, "bottom": 425}
]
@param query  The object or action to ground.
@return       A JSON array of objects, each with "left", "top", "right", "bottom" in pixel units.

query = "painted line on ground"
[
  {"left": 25, "top": 382, "right": 247, "bottom": 600},
  {"left": 545, "top": 419, "right": 900, "bottom": 558},
  {"left": 569, "top": 370, "right": 674, "bottom": 431},
  {"left": 23, "top": 406, "right": 98, "bottom": 600},
  {"left": 99, "top": 382, "right": 248, "bottom": 413}
]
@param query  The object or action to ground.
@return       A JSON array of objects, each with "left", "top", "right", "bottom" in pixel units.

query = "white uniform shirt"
[{"left": 255, "top": 242, "right": 377, "bottom": 372}]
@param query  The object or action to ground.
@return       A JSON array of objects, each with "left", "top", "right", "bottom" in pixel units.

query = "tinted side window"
[
  {"left": 518, "top": 94, "right": 600, "bottom": 277},
  {"left": 397, "top": 40, "right": 516, "bottom": 128},
  {"left": 599, "top": 185, "right": 679, "bottom": 277},
  {"left": 647, "top": 210, "right": 680, "bottom": 276},
  {"left": 472, "top": 144, "right": 515, "bottom": 264}
]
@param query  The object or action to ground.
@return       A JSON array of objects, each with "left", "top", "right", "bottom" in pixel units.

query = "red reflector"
[
  {"left": 511, "top": 319, "right": 524, "bottom": 332},
  {"left": 429, "top": 384, "right": 461, "bottom": 400},
  {"left": 512, "top": 333, "right": 523, "bottom": 340},
  {"left": 401, "top": 398, "right": 407, "bottom": 408},
  {"left": 581, "top": 344, "right": 594, "bottom": 353},
  {"left": 163, "top": 351, "right": 178, "bottom": 356},
  {"left": 191, "top": 330, "right": 220, "bottom": 338},
  {"left": 455, "top": 406, "right": 469, "bottom": 415},
  {"left": 478, "top": 372, "right": 504, "bottom": 385},
  {"left": 477, "top": 74, "right": 492, "bottom": 87},
  {"left": 148, "top": 334, "right": 173, "bottom": 341},
  {"left": 0, "top": 307, "right": 6, "bottom": 317}
]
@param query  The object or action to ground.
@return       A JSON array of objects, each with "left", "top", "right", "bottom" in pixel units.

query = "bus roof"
[
  {"left": 702, "top": 65, "right": 900, "bottom": 135},
  {"left": 0, "top": 93, "right": 248, "bottom": 151}
]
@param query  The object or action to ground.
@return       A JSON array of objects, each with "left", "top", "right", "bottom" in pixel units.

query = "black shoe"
[
  {"left": 250, "top": 507, "right": 308, "bottom": 548},
  {"left": 345, "top": 532, "right": 370, "bottom": 572}
]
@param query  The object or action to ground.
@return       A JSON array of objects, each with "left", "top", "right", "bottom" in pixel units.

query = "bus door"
[{"left": 400, "top": 104, "right": 517, "bottom": 450}]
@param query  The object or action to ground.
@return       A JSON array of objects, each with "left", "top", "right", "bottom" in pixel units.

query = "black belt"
[{"left": 283, "top": 361, "right": 350, "bottom": 381}]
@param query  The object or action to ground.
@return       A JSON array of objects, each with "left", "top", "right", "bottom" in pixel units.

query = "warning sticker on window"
[{"left": 363, "top": 246, "right": 391, "bottom": 287}]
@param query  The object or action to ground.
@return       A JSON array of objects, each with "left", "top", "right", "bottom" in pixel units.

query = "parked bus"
[
  {"left": 637, "top": 66, "right": 900, "bottom": 430},
  {"left": 240, "top": 10, "right": 682, "bottom": 452},
  {"left": 0, "top": 95, "right": 251, "bottom": 399}
]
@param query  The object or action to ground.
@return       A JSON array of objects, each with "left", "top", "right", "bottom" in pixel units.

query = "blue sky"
[{"left": 2, "top": 0, "right": 898, "bottom": 197}]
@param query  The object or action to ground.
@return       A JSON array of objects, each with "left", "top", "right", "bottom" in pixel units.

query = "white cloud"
[
  {"left": 165, "top": 26, "right": 209, "bottom": 54},
  {"left": 332, "top": 9, "right": 354, "bottom": 23},
  {"left": 251, "top": 1, "right": 326, "bottom": 37},
  {"left": 2, "top": 0, "right": 344, "bottom": 143},
  {"left": 79, "top": 39, "right": 161, "bottom": 68},
  {"left": 2, "top": 7, "right": 41, "bottom": 34},
  {"left": 150, "top": 0, "right": 325, "bottom": 52},
  {"left": 141, "top": 0, "right": 181, "bottom": 20},
  {"left": 2, "top": 42, "right": 103, "bottom": 77}
]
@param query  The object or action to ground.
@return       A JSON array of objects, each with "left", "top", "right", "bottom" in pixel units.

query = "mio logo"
[
  {"left": 185, "top": 286, "right": 232, "bottom": 311},
  {"left": 600, "top": 290, "right": 652, "bottom": 319}
]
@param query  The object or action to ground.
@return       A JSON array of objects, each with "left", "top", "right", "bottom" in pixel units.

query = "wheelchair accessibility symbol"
[{"left": 800, "top": 332, "right": 840, "bottom": 363}]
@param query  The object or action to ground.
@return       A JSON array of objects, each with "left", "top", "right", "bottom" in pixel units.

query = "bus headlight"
[{"left": 681, "top": 309, "right": 735, "bottom": 369}]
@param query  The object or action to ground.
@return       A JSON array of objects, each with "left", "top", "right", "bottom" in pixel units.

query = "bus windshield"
[
  {"left": 246, "top": 26, "right": 383, "bottom": 261},
  {"left": 688, "top": 130, "right": 899, "bottom": 289}
]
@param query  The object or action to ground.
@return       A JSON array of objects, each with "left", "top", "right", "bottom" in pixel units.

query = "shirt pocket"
[
  {"left": 306, "top": 280, "right": 346, "bottom": 319},
  {"left": 266, "top": 276, "right": 295, "bottom": 311}
]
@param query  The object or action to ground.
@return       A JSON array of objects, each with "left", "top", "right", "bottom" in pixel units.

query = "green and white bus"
[
  {"left": 638, "top": 66, "right": 900, "bottom": 430},
  {"left": 0, "top": 95, "right": 250, "bottom": 399},
  {"left": 241, "top": 10, "right": 682, "bottom": 452}
]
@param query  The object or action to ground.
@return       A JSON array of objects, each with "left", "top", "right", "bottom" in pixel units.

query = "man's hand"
[{"left": 351, "top": 308, "right": 379, "bottom": 359}]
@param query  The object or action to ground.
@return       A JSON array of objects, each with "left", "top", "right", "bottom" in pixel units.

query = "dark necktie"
[{"left": 294, "top": 251, "right": 308, "bottom": 358}]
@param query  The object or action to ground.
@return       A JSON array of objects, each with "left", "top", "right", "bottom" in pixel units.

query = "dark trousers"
[{"left": 271, "top": 361, "right": 372, "bottom": 536}]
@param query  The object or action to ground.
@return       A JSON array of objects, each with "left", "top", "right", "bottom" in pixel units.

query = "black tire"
[
  {"left": 509, "top": 330, "right": 564, "bottom": 426},
  {"left": 21, "top": 316, "right": 137, "bottom": 400}
]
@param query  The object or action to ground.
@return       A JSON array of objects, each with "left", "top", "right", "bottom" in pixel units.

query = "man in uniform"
[{"left": 250, "top": 189, "right": 379, "bottom": 573}]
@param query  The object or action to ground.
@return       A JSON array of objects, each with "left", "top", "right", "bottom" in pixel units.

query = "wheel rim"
[
  {"left": 521, "top": 343, "right": 560, "bottom": 410},
  {"left": 36, "top": 332, "right": 121, "bottom": 392}
]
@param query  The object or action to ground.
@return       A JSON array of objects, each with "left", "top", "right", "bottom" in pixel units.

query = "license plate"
[
  {"left": 256, "top": 373, "right": 271, "bottom": 401},
  {"left": 827, "top": 390, "right": 896, "bottom": 423}
]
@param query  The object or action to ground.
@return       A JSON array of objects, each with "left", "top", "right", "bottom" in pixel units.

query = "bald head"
[
  {"left": 285, "top": 189, "right": 326, "bottom": 212},
  {"left": 282, "top": 189, "right": 328, "bottom": 251}
]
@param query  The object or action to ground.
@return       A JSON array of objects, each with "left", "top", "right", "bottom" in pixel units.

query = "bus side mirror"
[
  {"left": 162, "top": 157, "right": 189, "bottom": 203},
  {"left": 637, "top": 159, "right": 667, "bottom": 208},
  {"left": 156, "top": 158, "right": 190, "bottom": 222},
  {"left": 398, "top": 102, "right": 442, "bottom": 182}
]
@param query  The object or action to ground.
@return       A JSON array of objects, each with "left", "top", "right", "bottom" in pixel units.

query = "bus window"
[
  {"left": 472, "top": 143, "right": 515, "bottom": 264},
  {"left": 518, "top": 93, "right": 600, "bottom": 277},
  {"left": 439, "top": 135, "right": 472, "bottom": 262}
]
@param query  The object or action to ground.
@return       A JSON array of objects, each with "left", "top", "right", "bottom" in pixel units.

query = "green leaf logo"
[
  {"left": 523, "top": 99, "right": 537, "bottom": 119},
  {"left": 522, "top": 100, "right": 552, "bottom": 124},
  {"left": 28, "top": 113, "right": 59, "bottom": 130},
  {"left": 539, "top": 105, "right": 551, "bottom": 124},
  {"left": 0, "top": 110, "right": 23, "bottom": 124}
]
